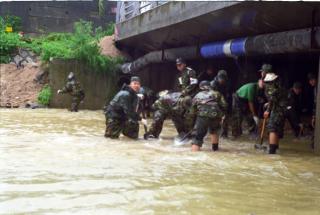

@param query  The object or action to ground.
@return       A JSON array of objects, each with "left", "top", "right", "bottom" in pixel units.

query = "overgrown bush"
[
  {"left": 37, "top": 85, "right": 52, "bottom": 106},
  {"left": 1, "top": 17, "right": 122, "bottom": 73},
  {"left": 27, "top": 20, "right": 121, "bottom": 73},
  {"left": 0, "top": 14, "right": 22, "bottom": 32}
]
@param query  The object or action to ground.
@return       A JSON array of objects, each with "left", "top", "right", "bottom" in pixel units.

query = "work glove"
[
  {"left": 253, "top": 116, "right": 259, "bottom": 126},
  {"left": 141, "top": 118, "right": 148, "bottom": 126},
  {"left": 137, "top": 93, "right": 144, "bottom": 100}
]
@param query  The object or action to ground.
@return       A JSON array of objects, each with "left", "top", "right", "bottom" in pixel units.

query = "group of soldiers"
[{"left": 57, "top": 58, "right": 317, "bottom": 154}]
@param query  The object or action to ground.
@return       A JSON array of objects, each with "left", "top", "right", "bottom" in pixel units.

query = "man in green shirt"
[{"left": 231, "top": 80, "right": 264, "bottom": 138}]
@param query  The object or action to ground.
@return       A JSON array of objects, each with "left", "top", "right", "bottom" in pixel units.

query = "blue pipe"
[{"left": 200, "top": 38, "right": 247, "bottom": 58}]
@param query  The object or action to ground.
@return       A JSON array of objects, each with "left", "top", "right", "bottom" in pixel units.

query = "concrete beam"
[
  {"left": 315, "top": 56, "right": 320, "bottom": 154},
  {"left": 115, "top": 1, "right": 238, "bottom": 41}
]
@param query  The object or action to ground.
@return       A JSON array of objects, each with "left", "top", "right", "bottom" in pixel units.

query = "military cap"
[{"left": 176, "top": 58, "right": 186, "bottom": 65}]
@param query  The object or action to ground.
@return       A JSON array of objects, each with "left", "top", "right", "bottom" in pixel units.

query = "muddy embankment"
[{"left": 0, "top": 35, "right": 125, "bottom": 109}]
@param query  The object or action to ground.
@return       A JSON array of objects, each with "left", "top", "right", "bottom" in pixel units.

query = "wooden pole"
[{"left": 314, "top": 56, "right": 320, "bottom": 154}]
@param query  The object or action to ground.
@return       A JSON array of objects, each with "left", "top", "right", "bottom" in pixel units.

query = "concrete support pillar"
[{"left": 315, "top": 56, "right": 320, "bottom": 154}]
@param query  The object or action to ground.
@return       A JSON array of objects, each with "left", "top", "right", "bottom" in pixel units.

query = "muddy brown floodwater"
[{"left": 0, "top": 109, "right": 319, "bottom": 215}]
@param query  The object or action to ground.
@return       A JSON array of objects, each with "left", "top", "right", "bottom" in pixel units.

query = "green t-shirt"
[{"left": 236, "top": 83, "right": 258, "bottom": 102}]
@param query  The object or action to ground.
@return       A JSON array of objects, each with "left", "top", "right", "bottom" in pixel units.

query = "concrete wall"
[
  {"left": 49, "top": 59, "right": 119, "bottom": 110},
  {"left": 315, "top": 57, "right": 320, "bottom": 154},
  {"left": 0, "top": 0, "right": 116, "bottom": 34}
]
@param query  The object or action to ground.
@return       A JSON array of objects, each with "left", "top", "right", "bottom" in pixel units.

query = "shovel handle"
[{"left": 260, "top": 117, "right": 267, "bottom": 145}]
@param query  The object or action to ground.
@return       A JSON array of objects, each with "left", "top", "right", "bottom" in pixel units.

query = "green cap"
[{"left": 259, "top": 64, "right": 272, "bottom": 73}]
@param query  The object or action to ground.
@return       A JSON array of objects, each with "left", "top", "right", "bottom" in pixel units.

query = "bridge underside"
[{"left": 115, "top": 1, "right": 320, "bottom": 54}]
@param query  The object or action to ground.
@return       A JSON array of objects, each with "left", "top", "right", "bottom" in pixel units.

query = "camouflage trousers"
[
  {"left": 267, "top": 107, "right": 286, "bottom": 138},
  {"left": 285, "top": 108, "right": 301, "bottom": 137},
  {"left": 70, "top": 93, "right": 85, "bottom": 112},
  {"left": 192, "top": 116, "right": 221, "bottom": 147},
  {"left": 148, "top": 110, "right": 191, "bottom": 137},
  {"left": 221, "top": 113, "right": 230, "bottom": 137},
  {"left": 104, "top": 116, "right": 139, "bottom": 139},
  {"left": 231, "top": 94, "right": 256, "bottom": 137}
]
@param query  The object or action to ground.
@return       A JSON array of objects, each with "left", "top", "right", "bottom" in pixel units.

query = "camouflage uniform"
[
  {"left": 146, "top": 92, "right": 191, "bottom": 138},
  {"left": 265, "top": 81, "right": 288, "bottom": 138},
  {"left": 104, "top": 85, "right": 140, "bottom": 139},
  {"left": 286, "top": 88, "right": 303, "bottom": 137},
  {"left": 190, "top": 89, "right": 228, "bottom": 147},
  {"left": 210, "top": 76, "right": 231, "bottom": 137},
  {"left": 139, "top": 86, "right": 156, "bottom": 117},
  {"left": 178, "top": 67, "right": 198, "bottom": 97},
  {"left": 59, "top": 80, "right": 85, "bottom": 112}
]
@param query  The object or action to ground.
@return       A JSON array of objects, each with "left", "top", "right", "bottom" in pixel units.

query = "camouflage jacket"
[
  {"left": 178, "top": 67, "right": 198, "bottom": 97},
  {"left": 210, "top": 77, "right": 229, "bottom": 100},
  {"left": 105, "top": 85, "right": 140, "bottom": 121},
  {"left": 191, "top": 89, "right": 228, "bottom": 118},
  {"left": 152, "top": 92, "right": 183, "bottom": 115},
  {"left": 265, "top": 82, "right": 288, "bottom": 113},
  {"left": 60, "top": 80, "right": 84, "bottom": 97},
  {"left": 287, "top": 88, "right": 302, "bottom": 113}
]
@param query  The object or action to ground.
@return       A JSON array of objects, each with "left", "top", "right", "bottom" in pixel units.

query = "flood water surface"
[{"left": 0, "top": 109, "right": 320, "bottom": 215}]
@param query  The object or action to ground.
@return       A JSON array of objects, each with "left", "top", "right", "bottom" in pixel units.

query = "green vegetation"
[
  {"left": 37, "top": 85, "right": 52, "bottom": 106},
  {"left": 0, "top": 15, "right": 23, "bottom": 63},
  {"left": 0, "top": 14, "right": 22, "bottom": 32},
  {"left": 0, "top": 31, "right": 22, "bottom": 63},
  {"left": 0, "top": 16, "right": 123, "bottom": 73}
]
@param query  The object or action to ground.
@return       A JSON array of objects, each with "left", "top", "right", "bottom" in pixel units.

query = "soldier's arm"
[
  {"left": 60, "top": 82, "right": 72, "bottom": 94},
  {"left": 182, "top": 69, "right": 198, "bottom": 96},
  {"left": 219, "top": 93, "right": 228, "bottom": 114}
]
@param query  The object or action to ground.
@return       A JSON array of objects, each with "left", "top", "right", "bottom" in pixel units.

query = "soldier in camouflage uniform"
[
  {"left": 263, "top": 73, "right": 288, "bottom": 154},
  {"left": 144, "top": 91, "right": 192, "bottom": 139},
  {"left": 57, "top": 72, "right": 85, "bottom": 112},
  {"left": 210, "top": 70, "right": 231, "bottom": 138},
  {"left": 104, "top": 76, "right": 142, "bottom": 139},
  {"left": 190, "top": 81, "right": 228, "bottom": 152},
  {"left": 256, "top": 64, "right": 272, "bottom": 118},
  {"left": 176, "top": 58, "right": 198, "bottom": 97},
  {"left": 286, "top": 82, "right": 303, "bottom": 138}
]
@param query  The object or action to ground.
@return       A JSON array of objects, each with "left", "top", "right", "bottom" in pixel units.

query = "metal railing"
[{"left": 116, "top": 1, "right": 168, "bottom": 23}]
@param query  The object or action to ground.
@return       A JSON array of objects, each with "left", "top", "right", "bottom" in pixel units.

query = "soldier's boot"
[
  {"left": 212, "top": 143, "right": 219, "bottom": 151},
  {"left": 268, "top": 144, "right": 279, "bottom": 154},
  {"left": 143, "top": 131, "right": 158, "bottom": 140}
]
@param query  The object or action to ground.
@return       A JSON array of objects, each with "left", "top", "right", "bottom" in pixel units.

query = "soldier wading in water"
[
  {"left": 57, "top": 72, "right": 85, "bottom": 112},
  {"left": 104, "top": 76, "right": 144, "bottom": 139},
  {"left": 263, "top": 73, "right": 288, "bottom": 154},
  {"left": 189, "top": 81, "right": 228, "bottom": 152}
]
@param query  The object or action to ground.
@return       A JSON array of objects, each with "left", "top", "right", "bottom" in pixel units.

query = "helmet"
[
  {"left": 293, "top": 82, "right": 302, "bottom": 89},
  {"left": 199, "top": 80, "right": 211, "bottom": 90},
  {"left": 264, "top": 73, "right": 278, "bottom": 82},
  {"left": 217, "top": 69, "right": 228, "bottom": 77},
  {"left": 130, "top": 76, "right": 141, "bottom": 83},
  {"left": 68, "top": 72, "right": 75, "bottom": 81},
  {"left": 259, "top": 64, "right": 272, "bottom": 73},
  {"left": 307, "top": 73, "right": 316, "bottom": 80},
  {"left": 176, "top": 57, "right": 186, "bottom": 65},
  {"left": 217, "top": 70, "right": 228, "bottom": 82}
]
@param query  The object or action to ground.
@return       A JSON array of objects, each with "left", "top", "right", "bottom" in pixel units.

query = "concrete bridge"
[{"left": 115, "top": 1, "right": 320, "bottom": 154}]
